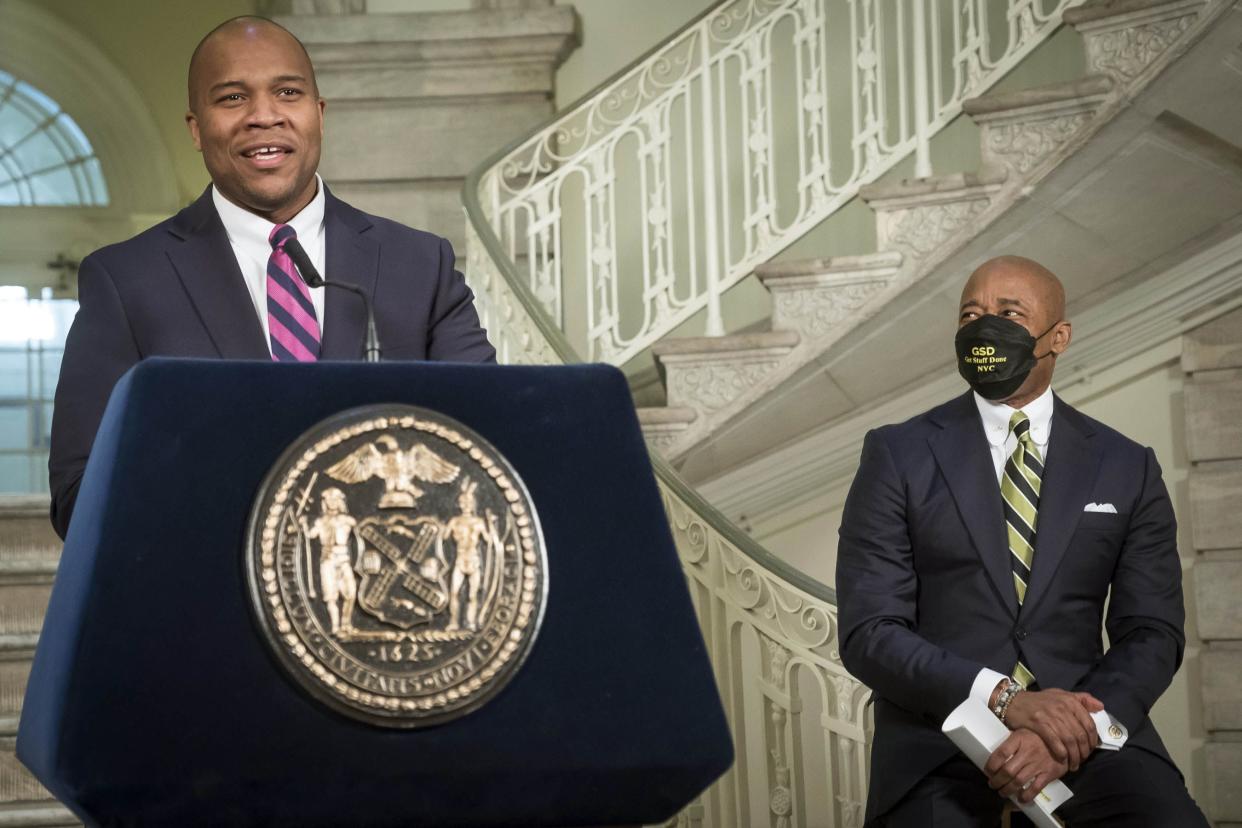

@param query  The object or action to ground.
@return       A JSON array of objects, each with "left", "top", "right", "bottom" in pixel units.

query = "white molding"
[
  {"left": 0, "top": 1, "right": 179, "bottom": 216},
  {"left": 699, "top": 229, "right": 1242, "bottom": 526}
]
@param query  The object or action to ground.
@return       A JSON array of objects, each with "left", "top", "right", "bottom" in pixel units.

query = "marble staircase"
[
  {"left": 0, "top": 499, "right": 75, "bottom": 826},
  {"left": 634, "top": 0, "right": 1234, "bottom": 478}
]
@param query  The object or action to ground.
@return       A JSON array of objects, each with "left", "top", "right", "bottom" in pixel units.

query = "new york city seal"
[{"left": 245, "top": 404, "right": 547, "bottom": 727}]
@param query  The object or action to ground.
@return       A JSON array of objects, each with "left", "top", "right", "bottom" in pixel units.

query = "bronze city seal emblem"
[{"left": 246, "top": 404, "right": 547, "bottom": 727}]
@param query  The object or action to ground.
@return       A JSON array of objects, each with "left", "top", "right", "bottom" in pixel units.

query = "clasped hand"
[
  {"left": 985, "top": 687, "right": 1104, "bottom": 802},
  {"left": 985, "top": 728, "right": 1067, "bottom": 804},
  {"left": 1004, "top": 688, "right": 1103, "bottom": 771}
]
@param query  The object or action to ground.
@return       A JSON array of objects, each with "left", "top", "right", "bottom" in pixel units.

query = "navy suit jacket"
[
  {"left": 836, "top": 391, "right": 1185, "bottom": 821},
  {"left": 49, "top": 186, "right": 496, "bottom": 539}
]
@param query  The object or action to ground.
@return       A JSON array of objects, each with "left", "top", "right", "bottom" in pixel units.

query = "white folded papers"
[{"left": 941, "top": 699, "right": 1073, "bottom": 828}]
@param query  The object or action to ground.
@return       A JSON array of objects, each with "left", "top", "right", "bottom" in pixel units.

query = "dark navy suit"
[
  {"left": 49, "top": 186, "right": 496, "bottom": 539},
  {"left": 837, "top": 392, "right": 1194, "bottom": 825}
]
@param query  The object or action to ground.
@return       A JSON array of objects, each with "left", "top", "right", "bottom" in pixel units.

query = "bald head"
[
  {"left": 188, "top": 16, "right": 317, "bottom": 112},
  {"left": 962, "top": 255, "right": 1065, "bottom": 330}
]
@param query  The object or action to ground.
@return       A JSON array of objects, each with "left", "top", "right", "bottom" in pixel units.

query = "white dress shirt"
[
  {"left": 974, "top": 385, "right": 1054, "bottom": 482},
  {"left": 954, "top": 385, "right": 1127, "bottom": 750},
  {"left": 212, "top": 175, "right": 327, "bottom": 351}
]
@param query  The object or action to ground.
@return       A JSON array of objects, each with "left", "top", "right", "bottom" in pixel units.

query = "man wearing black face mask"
[{"left": 836, "top": 256, "right": 1206, "bottom": 826}]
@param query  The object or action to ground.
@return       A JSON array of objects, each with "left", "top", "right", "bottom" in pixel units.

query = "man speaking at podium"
[
  {"left": 48, "top": 17, "right": 496, "bottom": 540},
  {"left": 836, "top": 257, "right": 1206, "bottom": 825}
]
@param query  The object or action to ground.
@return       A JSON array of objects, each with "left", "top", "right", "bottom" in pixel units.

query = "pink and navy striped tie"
[{"left": 267, "top": 224, "right": 320, "bottom": 362}]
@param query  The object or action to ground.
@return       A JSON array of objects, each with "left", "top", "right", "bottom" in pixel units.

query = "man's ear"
[
  {"left": 317, "top": 97, "right": 326, "bottom": 136},
  {"left": 186, "top": 110, "right": 202, "bottom": 152},
  {"left": 1051, "top": 320, "right": 1072, "bottom": 355}
]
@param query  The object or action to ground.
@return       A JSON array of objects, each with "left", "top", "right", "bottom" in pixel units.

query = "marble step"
[
  {"left": 0, "top": 803, "right": 78, "bottom": 828},
  {"left": 963, "top": 75, "right": 1115, "bottom": 179},
  {"left": 0, "top": 734, "right": 54, "bottom": 807},
  {"left": 0, "top": 583, "right": 46, "bottom": 646},
  {"left": 0, "top": 499, "right": 58, "bottom": 648},
  {"left": 636, "top": 406, "right": 698, "bottom": 454},
  {"left": 1065, "top": 0, "right": 1208, "bottom": 85},
  {"left": 756, "top": 252, "right": 903, "bottom": 343},
  {"left": 0, "top": 657, "right": 32, "bottom": 727},
  {"left": 1, "top": 632, "right": 41, "bottom": 805},
  {"left": 859, "top": 170, "right": 1007, "bottom": 265},
  {"left": 0, "top": 503, "right": 100, "bottom": 823},
  {"left": 652, "top": 331, "right": 801, "bottom": 418},
  {"left": 0, "top": 651, "right": 74, "bottom": 818},
  {"left": 627, "top": 364, "right": 666, "bottom": 409},
  {"left": 280, "top": 5, "right": 577, "bottom": 75},
  {"left": 0, "top": 499, "right": 59, "bottom": 571}
]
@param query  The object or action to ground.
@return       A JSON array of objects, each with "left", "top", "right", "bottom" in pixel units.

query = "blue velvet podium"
[{"left": 18, "top": 359, "right": 732, "bottom": 827}]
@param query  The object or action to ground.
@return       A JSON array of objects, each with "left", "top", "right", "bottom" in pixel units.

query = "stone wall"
[
  {"left": 1185, "top": 306, "right": 1242, "bottom": 827},
  {"left": 278, "top": 3, "right": 578, "bottom": 254}
]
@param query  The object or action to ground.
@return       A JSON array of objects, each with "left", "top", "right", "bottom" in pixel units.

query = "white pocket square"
[{"left": 1084, "top": 502, "right": 1117, "bottom": 513}]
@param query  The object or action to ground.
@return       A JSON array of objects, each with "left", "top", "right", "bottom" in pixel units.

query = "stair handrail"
[
  {"left": 463, "top": 195, "right": 865, "bottom": 825},
  {"left": 464, "top": 2, "right": 1082, "bottom": 822},
  {"left": 463, "top": 152, "right": 829, "bottom": 602},
  {"left": 465, "top": 97, "right": 868, "bottom": 824},
  {"left": 467, "top": 0, "right": 1082, "bottom": 366}
]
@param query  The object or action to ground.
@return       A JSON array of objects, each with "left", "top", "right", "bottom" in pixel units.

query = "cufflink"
[{"left": 1108, "top": 724, "right": 1123, "bottom": 739}]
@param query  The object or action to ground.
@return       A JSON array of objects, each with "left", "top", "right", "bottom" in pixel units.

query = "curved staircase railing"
[
  {"left": 464, "top": 1, "right": 1082, "bottom": 823},
  {"left": 463, "top": 213, "right": 868, "bottom": 826},
  {"left": 471, "top": 0, "right": 1082, "bottom": 366}
]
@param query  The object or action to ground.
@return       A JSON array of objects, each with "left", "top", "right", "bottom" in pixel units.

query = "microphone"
[{"left": 283, "top": 238, "right": 381, "bottom": 363}]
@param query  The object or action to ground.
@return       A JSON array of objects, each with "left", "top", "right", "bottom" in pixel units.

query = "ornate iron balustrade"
[
  {"left": 463, "top": 215, "right": 869, "bottom": 826},
  {"left": 660, "top": 472, "right": 871, "bottom": 828},
  {"left": 462, "top": 2, "right": 1084, "bottom": 822},
  {"left": 472, "top": 0, "right": 1079, "bottom": 365}
]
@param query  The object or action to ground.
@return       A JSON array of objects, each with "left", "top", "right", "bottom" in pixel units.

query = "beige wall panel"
[
  {"left": 320, "top": 97, "right": 552, "bottom": 183},
  {"left": 1183, "top": 306, "right": 1242, "bottom": 372},
  {"left": 1185, "top": 369, "right": 1242, "bottom": 463},
  {"left": 1189, "top": 459, "right": 1242, "bottom": 552},
  {"left": 555, "top": 0, "right": 713, "bottom": 109},
  {"left": 316, "top": 61, "right": 555, "bottom": 101},
  {"left": 1206, "top": 741, "right": 1242, "bottom": 823},
  {"left": 323, "top": 180, "right": 464, "bottom": 251},
  {"left": 755, "top": 500, "right": 844, "bottom": 587},
  {"left": 1202, "top": 646, "right": 1242, "bottom": 731},
  {"left": 1195, "top": 560, "right": 1242, "bottom": 641}
]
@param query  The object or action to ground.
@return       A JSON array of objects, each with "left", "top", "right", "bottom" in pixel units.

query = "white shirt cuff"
[
  {"left": 1093, "top": 709, "right": 1128, "bottom": 750},
  {"left": 969, "top": 668, "right": 1009, "bottom": 710}
]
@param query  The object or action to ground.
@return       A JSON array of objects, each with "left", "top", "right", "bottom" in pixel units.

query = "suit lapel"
[
  {"left": 929, "top": 393, "right": 1018, "bottom": 619},
  {"left": 1020, "top": 396, "right": 1100, "bottom": 616},
  {"left": 320, "top": 190, "right": 380, "bottom": 361},
  {"left": 166, "top": 189, "right": 270, "bottom": 360}
]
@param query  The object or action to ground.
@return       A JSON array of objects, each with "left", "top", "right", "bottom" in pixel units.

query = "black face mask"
[{"left": 955, "top": 315, "right": 1059, "bottom": 401}]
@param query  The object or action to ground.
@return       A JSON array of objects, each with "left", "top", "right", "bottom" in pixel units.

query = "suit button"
[{"left": 1014, "top": 627, "right": 1029, "bottom": 641}]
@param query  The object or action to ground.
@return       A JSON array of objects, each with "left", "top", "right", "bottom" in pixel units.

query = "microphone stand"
[{"left": 283, "top": 238, "right": 381, "bottom": 363}]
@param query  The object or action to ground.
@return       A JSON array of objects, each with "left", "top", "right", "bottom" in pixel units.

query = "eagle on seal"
[{"left": 325, "top": 434, "right": 461, "bottom": 509}]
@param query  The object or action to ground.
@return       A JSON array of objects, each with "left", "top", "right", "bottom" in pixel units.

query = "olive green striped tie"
[{"left": 1002, "top": 411, "right": 1042, "bottom": 688}]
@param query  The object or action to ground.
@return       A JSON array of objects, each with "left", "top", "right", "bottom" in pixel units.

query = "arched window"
[{"left": 0, "top": 69, "right": 109, "bottom": 206}]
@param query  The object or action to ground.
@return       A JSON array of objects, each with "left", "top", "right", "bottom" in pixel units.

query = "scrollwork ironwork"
[{"left": 476, "top": 0, "right": 1081, "bottom": 366}]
